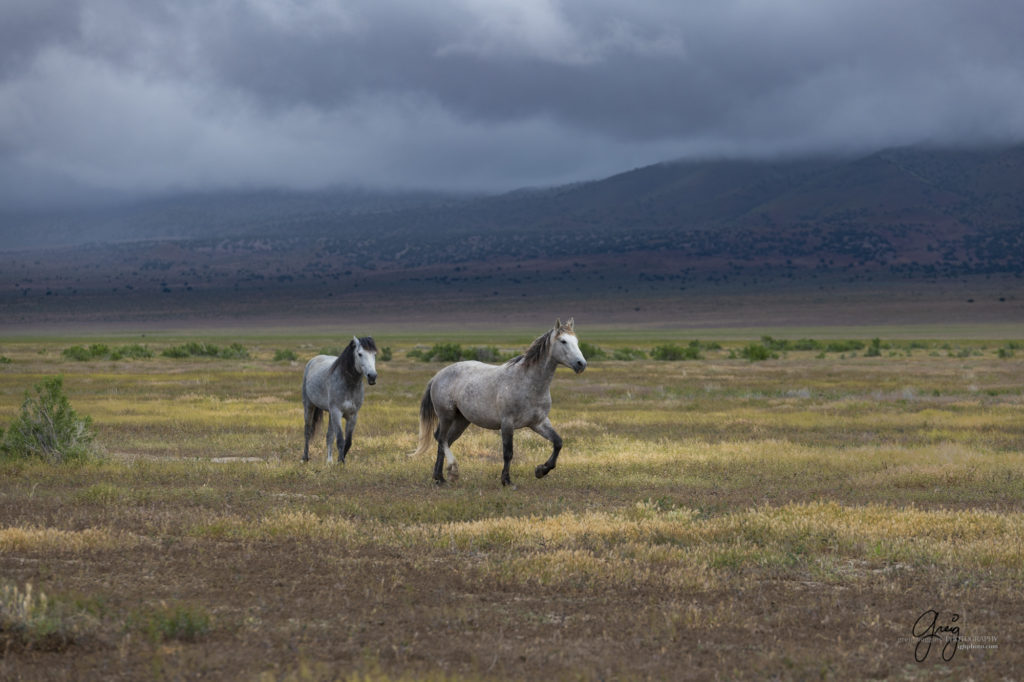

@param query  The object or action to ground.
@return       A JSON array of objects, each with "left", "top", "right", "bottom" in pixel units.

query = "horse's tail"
[
  {"left": 410, "top": 381, "right": 437, "bottom": 457},
  {"left": 302, "top": 366, "right": 324, "bottom": 437}
]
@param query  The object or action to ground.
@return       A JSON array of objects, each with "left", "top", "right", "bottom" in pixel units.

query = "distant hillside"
[{"left": 1, "top": 144, "right": 1022, "bottom": 327}]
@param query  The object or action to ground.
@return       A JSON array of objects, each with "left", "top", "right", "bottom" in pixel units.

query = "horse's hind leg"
[
  {"left": 433, "top": 415, "right": 453, "bottom": 484},
  {"left": 531, "top": 418, "right": 563, "bottom": 479},
  {"left": 500, "top": 421, "right": 515, "bottom": 487},
  {"left": 302, "top": 404, "right": 320, "bottom": 463},
  {"left": 443, "top": 416, "right": 470, "bottom": 482}
]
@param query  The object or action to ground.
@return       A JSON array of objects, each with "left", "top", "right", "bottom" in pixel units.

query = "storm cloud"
[{"left": 2, "top": 0, "right": 1023, "bottom": 206}]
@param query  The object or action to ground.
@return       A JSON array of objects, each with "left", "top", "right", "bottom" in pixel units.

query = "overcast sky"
[{"left": 2, "top": 0, "right": 1023, "bottom": 208}]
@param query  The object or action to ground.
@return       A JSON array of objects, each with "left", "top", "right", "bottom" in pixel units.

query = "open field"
[{"left": 1, "top": 328, "right": 1023, "bottom": 679}]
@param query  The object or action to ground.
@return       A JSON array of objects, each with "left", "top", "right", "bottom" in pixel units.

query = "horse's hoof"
[
  {"left": 535, "top": 465, "right": 550, "bottom": 478},
  {"left": 434, "top": 477, "right": 446, "bottom": 486},
  {"left": 447, "top": 463, "right": 460, "bottom": 482}
]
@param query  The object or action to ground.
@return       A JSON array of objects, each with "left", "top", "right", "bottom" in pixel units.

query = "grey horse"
[
  {"left": 302, "top": 336, "right": 378, "bottom": 464},
  {"left": 411, "top": 319, "right": 587, "bottom": 486}
]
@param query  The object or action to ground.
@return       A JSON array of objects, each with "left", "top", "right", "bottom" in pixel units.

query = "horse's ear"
[
  {"left": 352, "top": 336, "right": 360, "bottom": 348},
  {"left": 566, "top": 317, "right": 575, "bottom": 331},
  {"left": 554, "top": 318, "right": 562, "bottom": 330}
]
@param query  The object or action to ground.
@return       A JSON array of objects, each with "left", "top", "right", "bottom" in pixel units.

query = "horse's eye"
[{"left": 560, "top": 339, "right": 567, "bottom": 344}]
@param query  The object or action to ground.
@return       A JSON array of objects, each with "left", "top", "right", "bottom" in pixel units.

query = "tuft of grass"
[
  {"left": 273, "top": 349, "right": 299, "bottom": 362},
  {"left": 0, "top": 582, "right": 93, "bottom": 652},
  {"left": 135, "top": 603, "right": 212, "bottom": 643}
]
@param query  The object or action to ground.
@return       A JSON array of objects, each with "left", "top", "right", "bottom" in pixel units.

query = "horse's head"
[
  {"left": 551, "top": 318, "right": 586, "bottom": 374},
  {"left": 352, "top": 336, "right": 378, "bottom": 385}
]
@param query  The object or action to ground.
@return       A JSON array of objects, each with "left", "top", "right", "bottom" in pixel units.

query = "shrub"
[
  {"left": 408, "top": 343, "right": 471, "bottom": 362},
  {"left": 577, "top": 341, "right": 607, "bottom": 360},
  {"left": 64, "top": 344, "right": 151, "bottom": 361},
  {"left": 379, "top": 346, "right": 393, "bottom": 361},
  {"left": 162, "top": 342, "right": 250, "bottom": 360},
  {"left": 62, "top": 346, "right": 95, "bottom": 361},
  {"left": 218, "top": 342, "right": 250, "bottom": 360},
  {"left": 864, "top": 338, "right": 883, "bottom": 357},
  {"left": 466, "top": 346, "right": 506, "bottom": 362},
  {"left": 824, "top": 340, "right": 865, "bottom": 353},
  {"left": 613, "top": 347, "right": 647, "bottom": 361},
  {"left": 739, "top": 343, "right": 775, "bottom": 362},
  {"left": 273, "top": 349, "right": 299, "bottom": 362},
  {"left": 0, "top": 355, "right": 12, "bottom": 364},
  {"left": 114, "top": 344, "right": 153, "bottom": 360},
  {"left": 1, "top": 376, "right": 95, "bottom": 464},
  {"left": 759, "top": 336, "right": 823, "bottom": 352},
  {"left": 651, "top": 341, "right": 702, "bottom": 361}
]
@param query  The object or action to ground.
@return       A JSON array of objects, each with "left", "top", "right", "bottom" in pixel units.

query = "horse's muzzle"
[
  {"left": 573, "top": 361, "right": 587, "bottom": 374},
  {"left": 367, "top": 374, "right": 378, "bottom": 385}
]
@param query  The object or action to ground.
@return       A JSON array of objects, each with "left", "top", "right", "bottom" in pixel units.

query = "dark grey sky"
[{"left": 2, "top": 0, "right": 1023, "bottom": 207}]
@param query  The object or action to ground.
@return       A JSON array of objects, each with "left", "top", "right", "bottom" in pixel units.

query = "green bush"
[
  {"left": 64, "top": 343, "right": 151, "bottom": 361},
  {"left": 273, "top": 349, "right": 299, "bottom": 362},
  {"left": 759, "top": 336, "right": 823, "bottom": 352},
  {"left": 651, "top": 341, "right": 702, "bottom": 361},
  {"left": 1, "top": 376, "right": 95, "bottom": 464},
  {"left": 379, "top": 346, "right": 393, "bottom": 362},
  {"left": 162, "top": 342, "right": 250, "bottom": 360},
  {"left": 407, "top": 343, "right": 508, "bottom": 363},
  {"left": 823, "top": 340, "right": 865, "bottom": 353},
  {"left": 577, "top": 341, "right": 607, "bottom": 360},
  {"left": 0, "top": 355, "right": 12, "bottom": 365},
  {"left": 612, "top": 347, "right": 647, "bottom": 361},
  {"left": 114, "top": 344, "right": 153, "bottom": 360},
  {"left": 62, "top": 345, "right": 96, "bottom": 361},
  {"left": 864, "top": 338, "right": 883, "bottom": 357},
  {"left": 218, "top": 342, "right": 249, "bottom": 359},
  {"left": 739, "top": 343, "right": 775, "bottom": 362}
]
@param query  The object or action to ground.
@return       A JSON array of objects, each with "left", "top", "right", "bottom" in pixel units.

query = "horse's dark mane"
[
  {"left": 505, "top": 330, "right": 552, "bottom": 369},
  {"left": 331, "top": 336, "right": 378, "bottom": 378}
]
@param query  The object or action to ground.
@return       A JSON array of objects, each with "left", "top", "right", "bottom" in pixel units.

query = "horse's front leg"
[
  {"left": 340, "top": 413, "right": 357, "bottom": 463},
  {"left": 531, "top": 418, "right": 562, "bottom": 479},
  {"left": 500, "top": 422, "right": 515, "bottom": 487},
  {"left": 327, "top": 407, "right": 344, "bottom": 464}
]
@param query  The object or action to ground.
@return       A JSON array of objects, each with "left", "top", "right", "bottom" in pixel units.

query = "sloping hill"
[{"left": 1, "top": 145, "right": 1022, "bottom": 327}]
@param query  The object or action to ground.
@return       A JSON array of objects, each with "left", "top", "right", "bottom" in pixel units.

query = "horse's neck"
[
  {"left": 337, "top": 367, "right": 363, "bottom": 392},
  {"left": 516, "top": 355, "right": 557, "bottom": 392}
]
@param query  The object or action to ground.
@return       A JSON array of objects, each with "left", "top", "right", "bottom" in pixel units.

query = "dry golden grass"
[{"left": 0, "top": 330, "right": 1022, "bottom": 679}]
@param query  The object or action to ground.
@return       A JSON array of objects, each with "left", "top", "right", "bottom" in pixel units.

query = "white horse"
[
  {"left": 411, "top": 319, "right": 587, "bottom": 486},
  {"left": 302, "top": 336, "right": 378, "bottom": 464}
]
